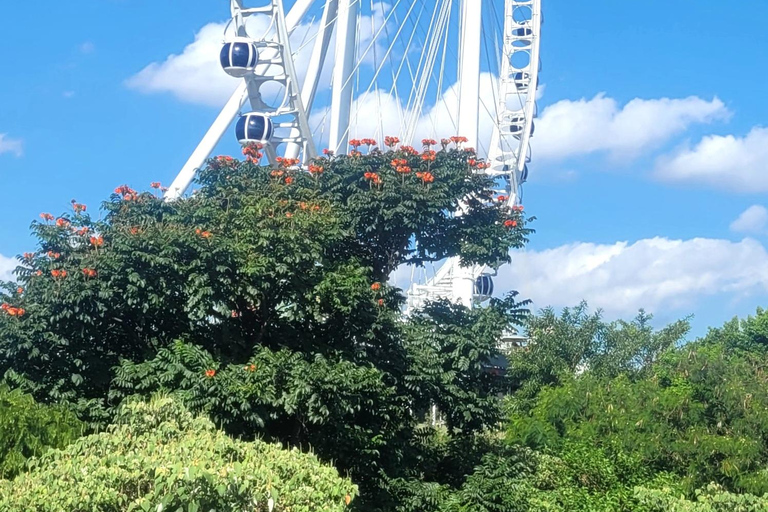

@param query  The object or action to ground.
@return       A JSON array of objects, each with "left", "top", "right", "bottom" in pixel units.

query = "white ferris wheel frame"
[{"left": 164, "top": 0, "right": 542, "bottom": 312}]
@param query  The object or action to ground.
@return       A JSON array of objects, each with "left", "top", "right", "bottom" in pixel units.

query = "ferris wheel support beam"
[
  {"left": 165, "top": 0, "right": 316, "bottom": 201},
  {"left": 285, "top": 0, "right": 339, "bottom": 160},
  {"left": 329, "top": 0, "right": 359, "bottom": 153},
  {"left": 458, "top": 0, "right": 482, "bottom": 148}
]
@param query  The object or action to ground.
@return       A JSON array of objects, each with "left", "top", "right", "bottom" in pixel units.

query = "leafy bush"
[
  {"left": 635, "top": 484, "right": 768, "bottom": 512},
  {"left": 0, "top": 394, "right": 355, "bottom": 511},
  {"left": 0, "top": 384, "right": 83, "bottom": 479}
]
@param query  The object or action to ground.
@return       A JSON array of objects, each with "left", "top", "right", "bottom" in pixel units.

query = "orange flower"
[
  {"left": 47, "top": 251, "right": 61, "bottom": 259},
  {"left": 396, "top": 166, "right": 412, "bottom": 174},
  {"left": 401, "top": 145, "right": 418, "bottom": 155},
  {"left": 349, "top": 139, "right": 362, "bottom": 148},
  {"left": 82, "top": 268, "right": 97, "bottom": 278},
  {"left": 205, "top": 369, "right": 216, "bottom": 378},
  {"left": 497, "top": 195, "right": 508, "bottom": 202},
  {"left": 39, "top": 213, "right": 54, "bottom": 222},
  {"left": 420, "top": 172, "right": 435, "bottom": 184},
  {"left": 371, "top": 282, "right": 381, "bottom": 291},
  {"left": 0, "top": 303, "right": 8, "bottom": 311},
  {"left": 377, "top": 299, "right": 385, "bottom": 307},
  {"left": 245, "top": 364, "right": 256, "bottom": 372},
  {"left": 323, "top": 148, "right": 334, "bottom": 156},
  {"left": 450, "top": 135, "right": 468, "bottom": 144},
  {"left": 345, "top": 495, "right": 352, "bottom": 506},
  {"left": 384, "top": 136, "right": 400, "bottom": 147},
  {"left": 270, "top": 170, "right": 284, "bottom": 178},
  {"left": 16, "top": 287, "right": 23, "bottom": 294},
  {"left": 421, "top": 151, "right": 436, "bottom": 162},
  {"left": 55, "top": 218, "right": 70, "bottom": 228},
  {"left": 308, "top": 164, "right": 324, "bottom": 176},
  {"left": 361, "top": 138, "right": 377, "bottom": 146},
  {"left": 35, "top": 270, "right": 42, "bottom": 276},
  {"left": 285, "top": 212, "right": 293, "bottom": 219},
  {"left": 75, "top": 227, "right": 90, "bottom": 236},
  {"left": 23, "top": 252, "right": 34, "bottom": 260},
  {"left": 150, "top": 182, "right": 162, "bottom": 189},
  {"left": 285, "top": 177, "right": 294, "bottom": 185},
  {"left": 312, "top": 205, "right": 321, "bottom": 212},
  {"left": 421, "top": 138, "right": 437, "bottom": 147},
  {"left": 90, "top": 236, "right": 104, "bottom": 247},
  {"left": 504, "top": 219, "right": 517, "bottom": 228},
  {"left": 129, "top": 227, "right": 140, "bottom": 235}
]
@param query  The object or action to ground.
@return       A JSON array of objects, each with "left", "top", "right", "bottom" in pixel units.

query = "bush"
[
  {"left": 0, "top": 394, "right": 355, "bottom": 511},
  {"left": 0, "top": 384, "right": 83, "bottom": 479}
]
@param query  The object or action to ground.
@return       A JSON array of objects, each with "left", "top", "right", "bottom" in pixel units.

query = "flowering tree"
[{"left": 0, "top": 138, "right": 533, "bottom": 509}]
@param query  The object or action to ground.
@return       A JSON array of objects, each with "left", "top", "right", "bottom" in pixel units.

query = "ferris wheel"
[{"left": 165, "top": 0, "right": 542, "bottom": 311}]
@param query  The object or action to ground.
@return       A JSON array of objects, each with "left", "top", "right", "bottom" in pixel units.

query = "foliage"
[
  {"left": 635, "top": 484, "right": 768, "bottom": 512},
  {"left": 0, "top": 142, "right": 533, "bottom": 509},
  {"left": 0, "top": 384, "right": 83, "bottom": 479},
  {"left": 508, "top": 306, "right": 768, "bottom": 499},
  {"left": 507, "top": 303, "right": 689, "bottom": 402},
  {"left": 0, "top": 394, "right": 355, "bottom": 511}
]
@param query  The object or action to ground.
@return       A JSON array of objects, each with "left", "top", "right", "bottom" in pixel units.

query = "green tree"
[{"left": 0, "top": 142, "right": 533, "bottom": 509}]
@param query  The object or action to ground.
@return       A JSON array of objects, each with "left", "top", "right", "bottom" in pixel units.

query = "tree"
[
  {"left": 0, "top": 394, "right": 356, "bottom": 511},
  {"left": 0, "top": 140, "right": 534, "bottom": 509}
]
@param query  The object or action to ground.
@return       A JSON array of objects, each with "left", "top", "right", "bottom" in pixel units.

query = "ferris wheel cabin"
[
  {"left": 236, "top": 113, "right": 274, "bottom": 145},
  {"left": 220, "top": 38, "right": 260, "bottom": 78}
]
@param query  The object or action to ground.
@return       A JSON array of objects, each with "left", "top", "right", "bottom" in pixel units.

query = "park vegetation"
[{"left": 1, "top": 140, "right": 768, "bottom": 510}]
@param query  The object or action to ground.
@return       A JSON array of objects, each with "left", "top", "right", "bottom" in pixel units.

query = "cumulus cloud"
[
  {"left": 0, "top": 134, "right": 23, "bottom": 157},
  {"left": 730, "top": 205, "right": 768, "bottom": 234},
  {"left": 494, "top": 237, "right": 768, "bottom": 316},
  {"left": 533, "top": 94, "right": 730, "bottom": 162},
  {"left": 0, "top": 254, "right": 16, "bottom": 282},
  {"left": 126, "top": 5, "right": 388, "bottom": 108},
  {"left": 655, "top": 127, "right": 768, "bottom": 192}
]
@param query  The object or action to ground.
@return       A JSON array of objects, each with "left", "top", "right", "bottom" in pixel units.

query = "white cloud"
[
  {"left": 533, "top": 94, "right": 730, "bottom": 162},
  {"left": 126, "top": 6, "right": 388, "bottom": 108},
  {"left": 0, "top": 134, "right": 23, "bottom": 157},
  {"left": 494, "top": 237, "right": 768, "bottom": 316},
  {"left": 730, "top": 205, "right": 768, "bottom": 234},
  {"left": 655, "top": 127, "right": 768, "bottom": 192},
  {"left": 0, "top": 254, "right": 16, "bottom": 282}
]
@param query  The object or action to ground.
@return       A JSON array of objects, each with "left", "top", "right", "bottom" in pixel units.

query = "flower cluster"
[
  {"left": 275, "top": 157, "right": 300, "bottom": 168},
  {"left": 195, "top": 228, "right": 212, "bottom": 239},
  {"left": 512, "top": 205, "right": 524, "bottom": 212},
  {"left": 55, "top": 218, "right": 70, "bottom": 229},
  {"left": 115, "top": 185, "right": 138, "bottom": 201},
  {"left": 391, "top": 158, "right": 412, "bottom": 174},
  {"left": 205, "top": 369, "right": 216, "bottom": 378},
  {"left": 23, "top": 252, "right": 34, "bottom": 261},
  {"left": 47, "top": 251, "right": 61, "bottom": 260},
  {"left": 75, "top": 227, "right": 89, "bottom": 236},
  {"left": 497, "top": 195, "right": 508, "bottom": 202},
  {"left": 308, "top": 164, "right": 324, "bottom": 176},
  {"left": 39, "top": 213, "right": 54, "bottom": 222},
  {"left": 1, "top": 304, "right": 25, "bottom": 317},
  {"left": 503, "top": 219, "right": 518, "bottom": 229},
  {"left": 215, "top": 155, "right": 236, "bottom": 167},
  {"left": 244, "top": 364, "right": 256, "bottom": 372},
  {"left": 400, "top": 146, "right": 418, "bottom": 156},
  {"left": 384, "top": 136, "right": 400, "bottom": 148},
  {"left": 371, "top": 282, "right": 381, "bottom": 291},
  {"left": 242, "top": 143, "right": 263, "bottom": 163},
  {"left": 90, "top": 235, "right": 104, "bottom": 247},
  {"left": 421, "top": 150, "right": 436, "bottom": 162},
  {"left": 82, "top": 268, "right": 97, "bottom": 278},
  {"left": 71, "top": 200, "right": 87, "bottom": 213},
  {"left": 415, "top": 171, "right": 435, "bottom": 184},
  {"left": 450, "top": 135, "right": 469, "bottom": 145},
  {"left": 364, "top": 172, "right": 382, "bottom": 185},
  {"left": 51, "top": 269, "right": 68, "bottom": 279},
  {"left": 422, "top": 138, "right": 437, "bottom": 147},
  {"left": 322, "top": 148, "right": 334, "bottom": 156}
]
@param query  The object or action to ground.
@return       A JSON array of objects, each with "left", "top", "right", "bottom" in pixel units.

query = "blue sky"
[{"left": 1, "top": 0, "right": 768, "bottom": 338}]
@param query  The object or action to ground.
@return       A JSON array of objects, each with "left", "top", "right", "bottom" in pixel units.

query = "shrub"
[
  {"left": 0, "top": 384, "right": 83, "bottom": 479},
  {"left": 0, "top": 394, "right": 356, "bottom": 511}
]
